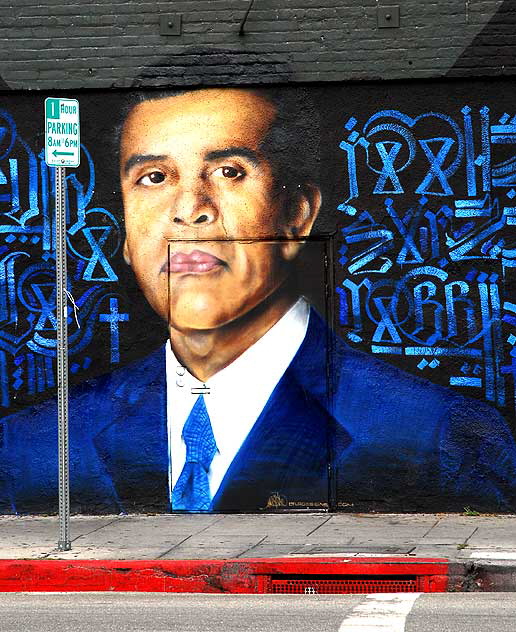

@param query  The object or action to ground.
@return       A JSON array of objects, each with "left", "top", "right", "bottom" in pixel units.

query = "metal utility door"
[{"left": 166, "top": 237, "right": 335, "bottom": 513}]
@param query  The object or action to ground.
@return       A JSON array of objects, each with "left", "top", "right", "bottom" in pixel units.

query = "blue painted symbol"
[
  {"left": 31, "top": 283, "right": 57, "bottom": 331},
  {"left": 82, "top": 226, "right": 118, "bottom": 281},
  {"left": 416, "top": 137, "right": 455, "bottom": 196},
  {"left": 99, "top": 298, "right": 129, "bottom": 363},
  {"left": 373, "top": 141, "right": 404, "bottom": 194}
]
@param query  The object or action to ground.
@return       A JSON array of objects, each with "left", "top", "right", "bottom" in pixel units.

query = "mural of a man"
[
  {"left": 120, "top": 89, "right": 323, "bottom": 511},
  {"left": 1, "top": 86, "right": 516, "bottom": 514}
]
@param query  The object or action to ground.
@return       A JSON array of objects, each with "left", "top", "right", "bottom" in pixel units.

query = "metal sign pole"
[
  {"left": 55, "top": 165, "right": 71, "bottom": 552},
  {"left": 44, "top": 96, "right": 78, "bottom": 552}
]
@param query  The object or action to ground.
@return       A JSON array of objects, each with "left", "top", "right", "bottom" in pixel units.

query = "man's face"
[{"left": 120, "top": 88, "right": 318, "bottom": 332}]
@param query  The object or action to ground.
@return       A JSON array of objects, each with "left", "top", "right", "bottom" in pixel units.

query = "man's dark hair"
[{"left": 115, "top": 85, "right": 321, "bottom": 194}]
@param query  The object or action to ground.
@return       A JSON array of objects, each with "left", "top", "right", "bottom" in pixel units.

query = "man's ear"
[
  {"left": 123, "top": 239, "right": 131, "bottom": 266},
  {"left": 281, "top": 183, "right": 322, "bottom": 261}
]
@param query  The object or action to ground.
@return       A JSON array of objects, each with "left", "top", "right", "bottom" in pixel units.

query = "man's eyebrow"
[
  {"left": 204, "top": 147, "right": 261, "bottom": 167},
  {"left": 123, "top": 154, "right": 168, "bottom": 175}
]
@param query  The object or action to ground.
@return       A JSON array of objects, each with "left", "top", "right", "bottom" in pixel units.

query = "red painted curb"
[{"left": 0, "top": 557, "right": 448, "bottom": 593}]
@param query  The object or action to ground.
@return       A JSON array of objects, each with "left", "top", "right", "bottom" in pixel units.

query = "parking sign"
[{"left": 44, "top": 97, "right": 80, "bottom": 167}]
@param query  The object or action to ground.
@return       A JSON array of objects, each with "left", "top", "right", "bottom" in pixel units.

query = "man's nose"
[{"left": 171, "top": 183, "right": 217, "bottom": 226}]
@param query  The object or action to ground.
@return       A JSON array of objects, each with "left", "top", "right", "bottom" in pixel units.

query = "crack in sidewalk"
[
  {"left": 156, "top": 516, "right": 225, "bottom": 559},
  {"left": 421, "top": 517, "right": 441, "bottom": 539},
  {"left": 463, "top": 525, "right": 479, "bottom": 547},
  {"left": 305, "top": 516, "right": 333, "bottom": 537},
  {"left": 39, "top": 516, "right": 124, "bottom": 559},
  {"left": 236, "top": 535, "right": 268, "bottom": 558}
]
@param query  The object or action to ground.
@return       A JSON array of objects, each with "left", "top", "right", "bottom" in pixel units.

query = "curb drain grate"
[{"left": 270, "top": 575, "right": 419, "bottom": 594}]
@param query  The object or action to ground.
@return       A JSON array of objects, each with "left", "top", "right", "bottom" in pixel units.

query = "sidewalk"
[
  {"left": 2, "top": 513, "right": 516, "bottom": 591},
  {"left": 1, "top": 512, "right": 515, "bottom": 561}
]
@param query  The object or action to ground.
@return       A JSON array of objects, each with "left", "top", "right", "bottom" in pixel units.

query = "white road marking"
[{"left": 338, "top": 593, "right": 421, "bottom": 631}]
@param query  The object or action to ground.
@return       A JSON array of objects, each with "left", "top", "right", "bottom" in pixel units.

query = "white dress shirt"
[{"left": 166, "top": 297, "right": 310, "bottom": 502}]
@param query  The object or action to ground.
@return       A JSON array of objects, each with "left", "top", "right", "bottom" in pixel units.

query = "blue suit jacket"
[{"left": 2, "top": 310, "right": 516, "bottom": 513}]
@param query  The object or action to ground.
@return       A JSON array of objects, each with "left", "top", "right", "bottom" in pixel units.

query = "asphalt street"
[{"left": 1, "top": 593, "right": 516, "bottom": 631}]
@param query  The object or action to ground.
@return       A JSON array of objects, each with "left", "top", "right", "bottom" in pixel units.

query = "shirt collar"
[{"left": 166, "top": 297, "right": 310, "bottom": 452}]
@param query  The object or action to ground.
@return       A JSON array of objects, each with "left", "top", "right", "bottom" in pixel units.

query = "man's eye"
[
  {"left": 215, "top": 166, "right": 244, "bottom": 179},
  {"left": 137, "top": 171, "right": 166, "bottom": 185}
]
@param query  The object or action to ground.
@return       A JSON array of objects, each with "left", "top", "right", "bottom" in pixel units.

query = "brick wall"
[{"left": 0, "top": 0, "right": 514, "bottom": 90}]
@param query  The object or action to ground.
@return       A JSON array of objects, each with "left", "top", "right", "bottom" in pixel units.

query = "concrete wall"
[
  {"left": 1, "top": 2, "right": 516, "bottom": 514},
  {"left": 0, "top": 1, "right": 514, "bottom": 90},
  {"left": 1, "top": 81, "right": 516, "bottom": 513}
]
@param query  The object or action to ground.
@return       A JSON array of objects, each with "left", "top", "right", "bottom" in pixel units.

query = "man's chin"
[{"left": 167, "top": 310, "right": 231, "bottom": 334}]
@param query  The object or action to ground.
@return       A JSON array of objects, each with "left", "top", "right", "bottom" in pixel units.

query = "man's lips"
[{"left": 168, "top": 249, "right": 225, "bottom": 274}]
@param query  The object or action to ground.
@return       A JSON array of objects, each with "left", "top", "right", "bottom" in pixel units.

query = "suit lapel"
[
  {"left": 92, "top": 347, "right": 170, "bottom": 512},
  {"left": 212, "top": 312, "right": 351, "bottom": 511}
]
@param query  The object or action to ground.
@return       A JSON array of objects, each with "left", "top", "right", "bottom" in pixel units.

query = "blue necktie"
[{"left": 172, "top": 395, "right": 218, "bottom": 511}]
